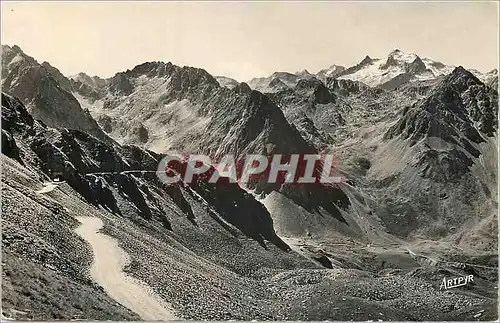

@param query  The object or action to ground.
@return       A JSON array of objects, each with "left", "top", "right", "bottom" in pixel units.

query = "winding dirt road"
[{"left": 75, "top": 216, "right": 178, "bottom": 321}]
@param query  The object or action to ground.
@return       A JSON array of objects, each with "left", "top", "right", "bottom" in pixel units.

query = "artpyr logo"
[
  {"left": 439, "top": 275, "right": 474, "bottom": 290},
  {"left": 156, "top": 153, "right": 342, "bottom": 186}
]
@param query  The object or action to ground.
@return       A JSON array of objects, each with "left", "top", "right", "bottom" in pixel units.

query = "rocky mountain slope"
[
  {"left": 1, "top": 45, "right": 111, "bottom": 144},
  {"left": 1, "top": 92, "right": 314, "bottom": 320},
  {"left": 1, "top": 44, "right": 498, "bottom": 321},
  {"left": 373, "top": 67, "right": 497, "bottom": 241}
]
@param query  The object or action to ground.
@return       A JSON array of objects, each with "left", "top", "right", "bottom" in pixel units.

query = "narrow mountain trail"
[{"left": 74, "top": 216, "right": 178, "bottom": 321}]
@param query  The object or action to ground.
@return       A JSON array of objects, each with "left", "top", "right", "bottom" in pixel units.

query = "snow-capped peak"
[
  {"left": 336, "top": 49, "right": 454, "bottom": 87},
  {"left": 316, "top": 64, "right": 346, "bottom": 81},
  {"left": 387, "top": 49, "right": 417, "bottom": 63}
]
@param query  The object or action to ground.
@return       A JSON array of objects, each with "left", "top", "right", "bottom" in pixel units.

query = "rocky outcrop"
[
  {"left": 325, "top": 78, "right": 368, "bottom": 96},
  {"left": 405, "top": 56, "right": 428, "bottom": 75}
]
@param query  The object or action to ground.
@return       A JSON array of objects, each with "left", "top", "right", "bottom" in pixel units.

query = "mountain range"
[
  {"left": 1, "top": 44, "right": 498, "bottom": 321},
  {"left": 246, "top": 49, "right": 498, "bottom": 92}
]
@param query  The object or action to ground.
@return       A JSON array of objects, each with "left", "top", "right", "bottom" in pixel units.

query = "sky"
[{"left": 1, "top": 1, "right": 499, "bottom": 81}]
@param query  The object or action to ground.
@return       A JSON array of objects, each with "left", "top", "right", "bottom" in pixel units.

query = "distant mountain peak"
[
  {"left": 269, "top": 77, "right": 287, "bottom": 89},
  {"left": 248, "top": 70, "right": 317, "bottom": 93},
  {"left": 1, "top": 44, "right": 39, "bottom": 69},
  {"left": 452, "top": 65, "right": 469, "bottom": 75},
  {"left": 271, "top": 71, "right": 296, "bottom": 78},
  {"left": 3, "top": 44, "right": 23, "bottom": 54},
  {"left": 233, "top": 81, "right": 252, "bottom": 94},
  {"left": 360, "top": 55, "right": 373, "bottom": 65},
  {"left": 405, "top": 55, "right": 427, "bottom": 74},
  {"left": 295, "top": 69, "right": 312, "bottom": 76},
  {"left": 385, "top": 49, "right": 418, "bottom": 63},
  {"left": 214, "top": 75, "right": 239, "bottom": 89},
  {"left": 442, "top": 65, "right": 482, "bottom": 90},
  {"left": 41, "top": 61, "right": 53, "bottom": 67},
  {"left": 448, "top": 65, "right": 480, "bottom": 81}
]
